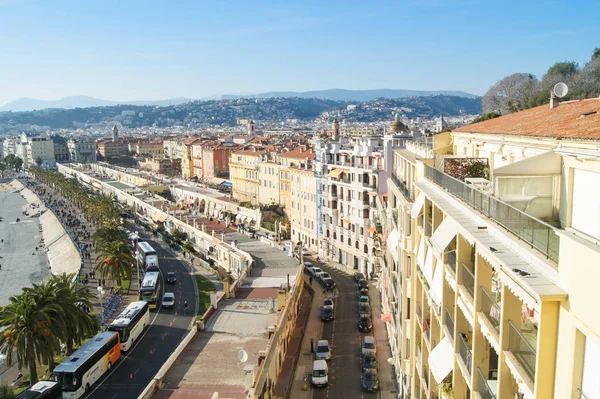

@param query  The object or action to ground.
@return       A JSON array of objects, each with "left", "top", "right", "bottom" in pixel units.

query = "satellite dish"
[
  {"left": 238, "top": 349, "right": 248, "bottom": 363},
  {"left": 553, "top": 82, "right": 569, "bottom": 98}
]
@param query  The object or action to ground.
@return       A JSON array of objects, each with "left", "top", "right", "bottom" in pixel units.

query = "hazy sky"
[{"left": 1, "top": 0, "right": 599, "bottom": 105}]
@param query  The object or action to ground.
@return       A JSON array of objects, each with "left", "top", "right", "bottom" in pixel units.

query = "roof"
[
  {"left": 232, "top": 147, "right": 268, "bottom": 156},
  {"left": 454, "top": 98, "right": 600, "bottom": 140},
  {"left": 54, "top": 332, "right": 119, "bottom": 373},
  {"left": 279, "top": 146, "right": 316, "bottom": 160}
]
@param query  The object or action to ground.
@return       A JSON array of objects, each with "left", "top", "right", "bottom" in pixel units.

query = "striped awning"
[{"left": 328, "top": 169, "right": 344, "bottom": 178}]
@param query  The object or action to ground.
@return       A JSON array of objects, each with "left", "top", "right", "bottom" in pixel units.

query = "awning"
[
  {"left": 493, "top": 151, "right": 561, "bottom": 176},
  {"left": 207, "top": 177, "right": 227, "bottom": 185},
  {"left": 430, "top": 218, "right": 457, "bottom": 260},
  {"left": 239, "top": 215, "right": 247, "bottom": 223},
  {"left": 410, "top": 192, "right": 425, "bottom": 219},
  {"left": 387, "top": 228, "right": 399, "bottom": 252},
  {"left": 428, "top": 337, "right": 455, "bottom": 384},
  {"left": 153, "top": 213, "right": 167, "bottom": 223},
  {"left": 328, "top": 169, "right": 344, "bottom": 178},
  {"left": 416, "top": 234, "right": 426, "bottom": 268},
  {"left": 235, "top": 214, "right": 243, "bottom": 222},
  {"left": 344, "top": 219, "right": 351, "bottom": 224},
  {"left": 423, "top": 249, "right": 435, "bottom": 285},
  {"left": 430, "top": 260, "right": 444, "bottom": 306},
  {"left": 367, "top": 192, "right": 378, "bottom": 196},
  {"left": 381, "top": 313, "right": 392, "bottom": 322},
  {"left": 368, "top": 227, "right": 377, "bottom": 234}
]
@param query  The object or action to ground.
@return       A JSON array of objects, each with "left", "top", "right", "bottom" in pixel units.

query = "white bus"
[
  {"left": 16, "top": 381, "right": 62, "bottom": 399},
  {"left": 136, "top": 241, "right": 159, "bottom": 271},
  {"left": 107, "top": 301, "right": 150, "bottom": 352},
  {"left": 53, "top": 332, "right": 121, "bottom": 398},
  {"left": 139, "top": 272, "right": 161, "bottom": 309}
]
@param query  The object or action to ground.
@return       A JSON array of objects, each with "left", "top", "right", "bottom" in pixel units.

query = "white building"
[{"left": 67, "top": 139, "right": 97, "bottom": 163}]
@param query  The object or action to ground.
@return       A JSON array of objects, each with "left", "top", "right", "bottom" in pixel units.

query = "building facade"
[
  {"left": 67, "top": 139, "right": 97, "bottom": 163},
  {"left": 230, "top": 148, "right": 267, "bottom": 205},
  {"left": 51, "top": 136, "right": 69, "bottom": 162},
  {"left": 289, "top": 166, "right": 318, "bottom": 252}
]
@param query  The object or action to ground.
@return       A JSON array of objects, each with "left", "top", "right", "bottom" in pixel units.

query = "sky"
[{"left": 0, "top": 0, "right": 599, "bottom": 105}]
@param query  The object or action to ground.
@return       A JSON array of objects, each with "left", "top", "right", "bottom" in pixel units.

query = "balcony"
[
  {"left": 417, "top": 303, "right": 422, "bottom": 321},
  {"left": 444, "top": 307, "right": 454, "bottom": 341},
  {"left": 477, "top": 367, "right": 497, "bottom": 399},
  {"left": 424, "top": 165, "right": 559, "bottom": 263},
  {"left": 461, "top": 263, "right": 475, "bottom": 299},
  {"left": 446, "top": 250, "right": 457, "bottom": 274},
  {"left": 391, "top": 172, "right": 414, "bottom": 200},
  {"left": 508, "top": 321, "right": 536, "bottom": 382},
  {"left": 425, "top": 220, "right": 433, "bottom": 237},
  {"left": 480, "top": 287, "right": 501, "bottom": 334},
  {"left": 459, "top": 334, "right": 472, "bottom": 375}
]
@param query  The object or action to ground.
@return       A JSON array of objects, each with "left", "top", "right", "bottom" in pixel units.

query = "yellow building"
[
  {"left": 257, "top": 160, "right": 281, "bottom": 206},
  {"left": 382, "top": 98, "right": 600, "bottom": 399},
  {"left": 181, "top": 138, "right": 201, "bottom": 179},
  {"left": 230, "top": 147, "right": 268, "bottom": 205},
  {"left": 288, "top": 166, "right": 318, "bottom": 252}
]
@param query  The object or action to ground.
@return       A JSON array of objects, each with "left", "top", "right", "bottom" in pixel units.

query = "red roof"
[
  {"left": 279, "top": 145, "right": 316, "bottom": 160},
  {"left": 454, "top": 98, "right": 600, "bottom": 140}
]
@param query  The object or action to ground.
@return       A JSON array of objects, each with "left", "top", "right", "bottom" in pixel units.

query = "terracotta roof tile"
[
  {"left": 279, "top": 146, "right": 316, "bottom": 160},
  {"left": 454, "top": 98, "right": 600, "bottom": 140}
]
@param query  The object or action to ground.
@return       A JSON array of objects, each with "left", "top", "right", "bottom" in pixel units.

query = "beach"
[{"left": 0, "top": 184, "right": 51, "bottom": 306}]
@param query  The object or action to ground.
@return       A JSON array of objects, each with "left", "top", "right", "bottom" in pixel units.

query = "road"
[
  {"left": 312, "top": 262, "right": 378, "bottom": 399},
  {"left": 87, "top": 228, "right": 196, "bottom": 399}
]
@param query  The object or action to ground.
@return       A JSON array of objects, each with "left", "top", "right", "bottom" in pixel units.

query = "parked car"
[
  {"left": 166, "top": 272, "right": 177, "bottom": 284},
  {"left": 312, "top": 360, "right": 328, "bottom": 388},
  {"left": 311, "top": 267, "right": 323, "bottom": 277},
  {"left": 358, "top": 316, "right": 372, "bottom": 332},
  {"left": 162, "top": 292, "right": 175, "bottom": 309},
  {"left": 361, "top": 355, "right": 378, "bottom": 372},
  {"left": 304, "top": 262, "right": 314, "bottom": 274},
  {"left": 358, "top": 279, "right": 368, "bottom": 289},
  {"left": 361, "top": 370, "right": 380, "bottom": 392},
  {"left": 323, "top": 298, "right": 334, "bottom": 310},
  {"left": 358, "top": 303, "right": 372, "bottom": 318},
  {"left": 318, "top": 272, "right": 331, "bottom": 282},
  {"left": 357, "top": 288, "right": 369, "bottom": 298},
  {"left": 358, "top": 295, "right": 370, "bottom": 307},
  {"left": 322, "top": 278, "right": 336, "bottom": 291},
  {"left": 354, "top": 272, "right": 365, "bottom": 283},
  {"left": 315, "top": 270, "right": 327, "bottom": 281},
  {"left": 361, "top": 336, "right": 376, "bottom": 357},
  {"left": 321, "top": 307, "right": 334, "bottom": 322},
  {"left": 315, "top": 340, "right": 331, "bottom": 361}
]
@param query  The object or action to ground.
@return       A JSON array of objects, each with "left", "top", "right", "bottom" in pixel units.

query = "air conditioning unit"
[
  {"left": 258, "top": 350, "right": 267, "bottom": 358},
  {"left": 268, "top": 325, "right": 276, "bottom": 333}
]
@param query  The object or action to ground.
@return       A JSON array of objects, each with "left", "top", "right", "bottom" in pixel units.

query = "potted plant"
[{"left": 439, "top": 373, "right": 454, "bottom": 399}]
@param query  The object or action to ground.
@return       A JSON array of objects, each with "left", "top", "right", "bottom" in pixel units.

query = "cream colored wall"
[
  {"left": 289, "top": 169, "right": 317, "bottom": 251},
  {"left": 257, "top": 162, "right": 280, "bottom": 206}
]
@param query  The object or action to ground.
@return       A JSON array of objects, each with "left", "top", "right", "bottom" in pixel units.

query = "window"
[
  {"left": 581, "top": 335, "right": 600, "bottom": 398},
  {"left": 572, "top": 169, "right": 600, "bottom": 238}
]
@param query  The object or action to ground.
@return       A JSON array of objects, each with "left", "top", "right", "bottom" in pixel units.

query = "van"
[
  {"left": 362, "top": 335, "right": 376, "bottom": 357},
  {"left": 315, "top": 340, "right": 331, "bottom": 361},
  {"left": 312, "top": 360, "right": 328, "bottom": 388}
]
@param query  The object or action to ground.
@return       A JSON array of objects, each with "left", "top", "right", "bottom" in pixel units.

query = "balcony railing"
[
  {"left": 425, "top": 220, "right": 433, "bottom": 237},
  {"left": 481, "top": 287, "right": 501, "bottom": 333},
  {"left": 477, "top": 367, "right": 497, "bottom": 399},
  {"left": 508, "top": 321, "right": 536, "bottom": 382},
  {"left": 391, "top": 172, "right": 414, "bottom": 200},
  {"left": 447, "top": 250, "right": 457, "bottom": 274},
  {"left": 417, "top": 303, "right": 422, "bottom": 320},
  {"left": 424, "top": 165, "right": 559, "bottom": 263},
  {"left": 444, "top": 307, "right": 454, "bottom": 341},
  {"left": 424, "top": 325, "right": 430, "bottom": 344},
  {"left": 459, "top": 333, "right": 472, "bottom": 373},
  {"left": 461, "top": 263, "right": 475, "bottom": 299}
]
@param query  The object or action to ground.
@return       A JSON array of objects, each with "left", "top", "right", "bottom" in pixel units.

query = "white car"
[
  {"left": 323, "top": 298, "right": 334, "bottom": 311},
  {"left": 162, "top": 292, "right": 175, "bottom": 309},
  {"left": 362, "top": 336, "right": 376, "bottom": 357},
  {"left": 311, "top": 267, "right": 323, "bottom": 277},
  {"left": 315, "top": 340, "right": 331, "bottom": 361},
  {"left": 304, "top": 262, "right": 315, "bottom": 274}
]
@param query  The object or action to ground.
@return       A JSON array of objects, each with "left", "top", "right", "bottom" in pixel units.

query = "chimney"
[{"left": 550, "top": 90, "right": 559, "bottom": 109}]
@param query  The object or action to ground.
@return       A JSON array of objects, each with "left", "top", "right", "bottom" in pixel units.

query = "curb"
[{"left": 285, "top": 283, "right": 313, "bottom": 399}]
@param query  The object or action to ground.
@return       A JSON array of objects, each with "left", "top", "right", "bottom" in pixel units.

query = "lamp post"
[
  {"left": 97, "top": 286, "right": 105, "bottom": 320},
  {"left": 134, "top": 250, "right": 140, "bottom": 289}
]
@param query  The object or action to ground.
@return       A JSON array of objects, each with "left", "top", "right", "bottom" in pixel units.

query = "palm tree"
[
  {"left": 92, "top": 226, "right": 129, "bottom": 249},
  {"left": 0, "top": 384, "right": 16, "bottom": 399},
  {"left": 52, "top": 274, "right": 99, "bottom": 355},
  {"left": 95, "top": 240, "right": 134, "bottom": 286}
]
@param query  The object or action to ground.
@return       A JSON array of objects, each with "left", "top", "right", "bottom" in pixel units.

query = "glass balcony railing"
[
  {"left": 481, "top": 287, "right": 501, "bottom": 333},
  {"left": 417, "top": 303, "right": 422, "bottom": 320},
  {"left": 390, "top": 172, "right": 414, "bottom": 200},
  {"left": 461, "top": 263, "right": 475, "bottom": 299},
  {"left": 459, "top": 333, "right": 472, "bottom": 374},
  {"left": 446, "top": 250, "right": 457, "bottom": 274},
  {"left": 424, "top": 325, "right": 430, "bottom": 344},
  {"left": 444, "top": 307, "right": 454, "bottom": 341},
  {"left": 508, "top": 321, "right": 537, "bottom": 382},
  {"left": 425, "top": 221, "right": 432, "bottom": 237},
  {"left": 424, "top": 165, "right": 559, "bottom": 263},
  {"left": 477, "top": 367, "right": 497, "bottom": 399}
]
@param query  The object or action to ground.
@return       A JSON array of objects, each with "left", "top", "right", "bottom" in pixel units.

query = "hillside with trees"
[{"left": 482, "top": 48, "right": 600, "bottom": 115}]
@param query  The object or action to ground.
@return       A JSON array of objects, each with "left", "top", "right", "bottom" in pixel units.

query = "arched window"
[{"left": 364, "top": 244, "right": 369, "bottom": 254}]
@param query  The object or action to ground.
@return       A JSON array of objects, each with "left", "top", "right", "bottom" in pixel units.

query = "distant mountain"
[
  {"left": 0, "top": 96, "right": 192, "bottom": 112},
  {"left": 221, "top": 88, "right": 477, "bottom": 101}
]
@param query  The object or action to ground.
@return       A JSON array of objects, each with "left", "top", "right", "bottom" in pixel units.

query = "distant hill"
[
  {"left": 0, "top": 96, "right": 192, "bottom": 112},
  {"left": 221, "top": 88, "right": 477, "bottom": 101}
]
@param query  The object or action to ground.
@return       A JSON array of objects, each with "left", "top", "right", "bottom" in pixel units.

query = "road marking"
[{"left": 111, "top": 393, "right": 119, "bottom": 399}]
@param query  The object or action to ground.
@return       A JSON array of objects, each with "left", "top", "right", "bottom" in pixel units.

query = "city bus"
[
  {"left": 139, "top": 271, "right": 161, "bottom": 309},
  {"left": 136, "top": 241, "right": 157, "bottom": 268},
  {"left": 53, "top": 332, "right": 121, "bottom": 398},
  {"left": 16, "top": 381, "right": 62, "bottom": 399},
  {"left": 107, "top": 301, "right": 150, "bottom": 352}
]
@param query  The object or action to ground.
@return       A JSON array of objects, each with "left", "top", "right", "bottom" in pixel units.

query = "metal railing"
[
  {"left": 459, "top": 333, "right": 472, "bottom": 374},
  {"left": 391, "top": 172, "right": 414, "bottom": 200},
  {"left": 461, "top": 263, "right": 475, "bottom": 299},
  {"left": 447, "top": 250, "right": 457, "bottom": 273},
  {"left": 481, "top": 287, "right": 501, "bottom": 333},
  {"left": 508, "top": 321, "right": 537, "bottom": 382},
  {"left": 444, "top": 307, "right": 454, "bottom": 340},
  {"left": 477, "top": 367, "right": 497, "bottom": 399},
  {"left": 424, "top": 165, "right": 559, "bottom": 263}
]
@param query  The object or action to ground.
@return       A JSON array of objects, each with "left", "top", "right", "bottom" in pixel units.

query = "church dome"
[{"left": 389, "top": 113, "right": 409, "bottom": 133}]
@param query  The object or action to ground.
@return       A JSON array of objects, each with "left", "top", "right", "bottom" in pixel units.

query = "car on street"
[
  {"left": 358, "top": 303, "right": 372, "bottom": 318},
  {"left": 361, "top": 370, "right": 380, "bottom": 392},
  {"left": 318, "top": 272, "right": 331, "bottom": 282},
  {"left": 303, "top": 262, "right": 314, "bottom": 274},
  {"left": 354, "top": 272, "right": 365, "bottom": 283},
  {"left": 321, "top": 307, "right": 334, "bottom": 321},
  {"left": 322, "top": 278, "right": 336, "bottom": 291},
  {"left": 358, "top": 316, "right": 372, "bottom": 332},
  {"left": 315, "top": 340, "right": 331, "bottom": 361},
  {"left": 357, "top": 287, "right": 369, "bottom": 298},
  {"left": 311, "top": 267, "right": 323, "bottom": 277},
  {"left": 358, "top": 279, "right": 368, "bottom": 289},
  {"left": 358, "top": 295, "right": 370, "bottom": 307},
  {"left": 362, "top": 336, "right": 377, "bottom": 357},
  {"left": 162, "top": 292, "right": 175, "bottom": 309},
  {"left": 323, "top": 298, "right": 334, "bottom": 310},
  {"left": 166, "top": 272, "right": 177, "bottom": 284},
  {"left": 312, "top": 360, "right": 328, "bottom": 388},
  {"left": 361, "top": 355, "right": 378, "bottom": 372}
]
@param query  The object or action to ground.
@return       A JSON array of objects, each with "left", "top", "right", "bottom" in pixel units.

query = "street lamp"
[
  {"left": 97, "top": 286, "right": 105, "bottom": 321},
  {"left": 134, "top": 250, "right": 140, "bottom": 289}
]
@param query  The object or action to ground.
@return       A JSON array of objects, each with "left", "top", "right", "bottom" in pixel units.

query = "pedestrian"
[
  {"left": 310, "top": 338, "right": 314, "bottom": 353},
  {"left": 309, "top": 276, "right": 313, "bottom": 286}
]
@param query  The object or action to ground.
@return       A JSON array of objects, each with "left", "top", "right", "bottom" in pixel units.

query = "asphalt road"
[
  {"left": 87, "top": 228, "right": 196, "bottom": 399},
  {"left": 312, "top": 262, "right": 378, "bottom": 399}
]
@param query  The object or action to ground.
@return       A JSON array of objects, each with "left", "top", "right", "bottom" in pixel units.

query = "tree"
[
  {"left": 34, "top": 157, "right": 42, "bottom": 167},
  {"left": 0, "top": 385, "right": 15, "bottom": 399},
  {"left": 94, "top": 240, "right": 134, "bottom": 285},
  {"left": 92, "top": 226, "right": 129, "bottom": 249},
  {"left": 482, "top": 73, "right": 538, "bottom": 114}
]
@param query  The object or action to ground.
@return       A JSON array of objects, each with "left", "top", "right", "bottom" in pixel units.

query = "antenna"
[
  {"left": 238, "top": 349, "right": 248, "bottom": 363},
  {"left": 553, "top": 82, "right": 569, "bottom": 98}
]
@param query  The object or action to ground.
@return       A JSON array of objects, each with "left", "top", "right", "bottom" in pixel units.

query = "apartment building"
[
  {"left": 163, "top": 137, "right": 183, "bottom": 159},
  {"left": 181, "top": 138, "right": 201, "bottom": 179},
  {"left": 67, "top": 139, "right": 97, "bottom": 163},
  {"left": 51, "top": 135, "right": 69, "bottom": 162},
  {"left": 96, "top": 138, "right": 128, "bottom": 159},
  {"left": 2, "top": 137, "right": 15, "bottom": 158},
  {"left": 18, "top": 132, "right": 56, "bottom": 168},
  {"left": 201, "top": 142, "right": 239, "bottom": 180},
  {"left": 139, "top": 158, "right": 181, "bottom": 175},
  {"left": 230, "top": 147, "right": 269, "bottom": 205},
  {"left": 289, "top": 165, "right": 318, "bottom": 252},
  {"left": 257, "top": 159, "right": 281, "bottom": 205},
  {"left": 383, "top": 97, "right": 600, "bottom": 399},
  {"left": 129, "top": 139, "right": 164, "bottom": 158}
]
